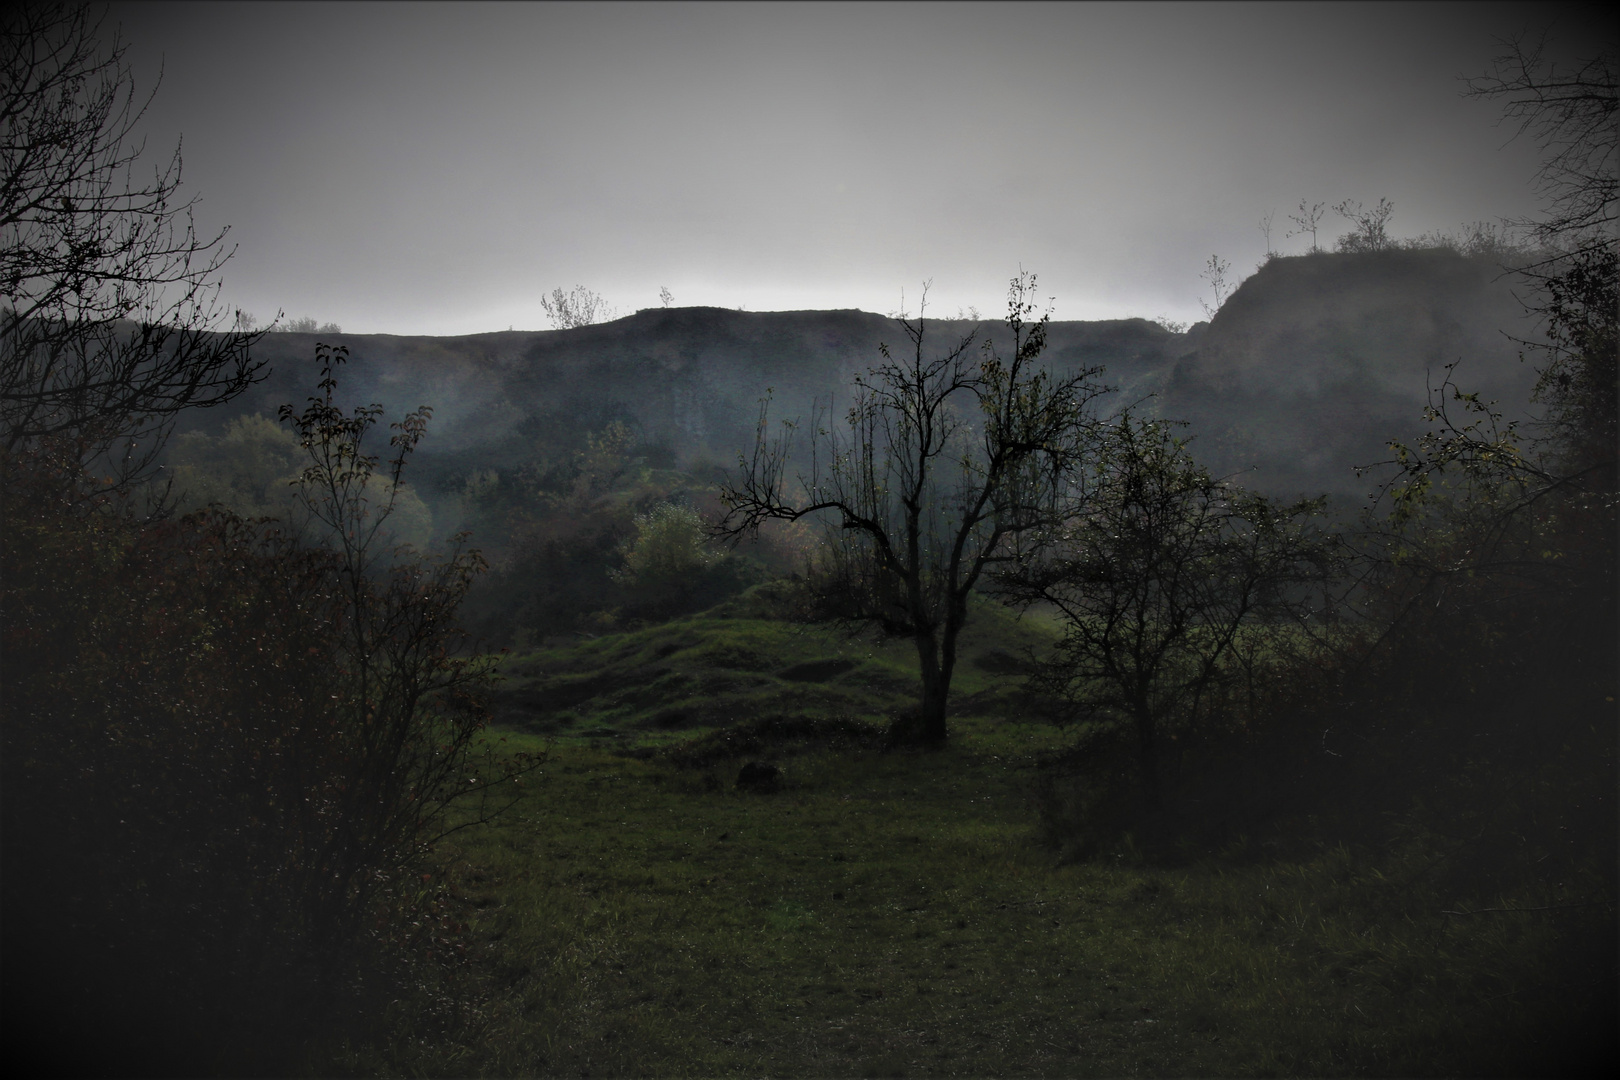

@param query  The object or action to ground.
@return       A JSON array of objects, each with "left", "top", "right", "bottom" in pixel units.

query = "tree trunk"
[
  {"left": 1133, "top": 705, "right": 1162, "bottom": 809},
  {"left": 913, "top": 629, "right": 950, "bottom": 745}
]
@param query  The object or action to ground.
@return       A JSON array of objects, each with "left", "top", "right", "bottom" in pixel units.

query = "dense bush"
[
  {"left": 611, "top": 502, "right": 763, "bottom": 622},
  {"left": 2, "top": 471, "right": 336, "bottom": 1070},
  {"left": 165, "top": 412, "right": 435, "bottom": 545},
  {"left": 0, "top": 348, "right": 534, "bottom": 1074},
  {"left": 455, "top": 436, "right": 782, "bottom": 641}
]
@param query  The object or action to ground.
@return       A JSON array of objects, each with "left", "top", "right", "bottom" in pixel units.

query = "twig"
[{"left": 1441, "top": 900, "right": 1615, "bottom": 916}]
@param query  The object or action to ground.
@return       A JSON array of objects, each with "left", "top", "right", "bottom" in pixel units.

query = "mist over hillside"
[
  {"left": 1162, "top": 247, "right": 1536, "bottom": 502},
  {"left": 182, "top": 247, "right": 1536, "bottom": 521},
  {"left": 195, "top": 308, "right": 1180, "bottom": 464}
]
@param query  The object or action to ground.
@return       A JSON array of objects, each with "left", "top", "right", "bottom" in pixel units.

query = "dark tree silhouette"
[
  {"left": 1, "top": 345, "right": 537, "bottom": 1072},
  {"left": 1354, "top": 35, "right": 1615, "bottom": 700},
  {"left": 1, "top": 2, "right": 264, "bottom": 485},
  {"left": 1466, "top": 35, "right": 1617, "bottom": 473},
  {"left": 1468, "top": 34, "right": 1617, "bottom": 259},
  {"left": 997, "top": 413, "right": 1335, "bottom": 801},
  {"left": 719, "top": 273, "right": 1108, "bottom": 744},
  {"left": 1370, "top": 36, "right": 1616, "bottom": 587}
]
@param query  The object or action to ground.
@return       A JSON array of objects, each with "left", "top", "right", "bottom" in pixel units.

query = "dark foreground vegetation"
[
  {"left": 4, "top": 528, "right": 1613, "bottom": 1075},
  {"left": 2, "top": 5, "right": 1615, "bottom": 1077},
  {"left": 308, "top": 592, "right": 1608, "bottom": 1078}
]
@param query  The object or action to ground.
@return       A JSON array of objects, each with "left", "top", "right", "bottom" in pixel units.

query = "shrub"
[
  {"left": 612, "top": 501, "right": 761, "bottom": 622},
  {"left": 0, "top": 346, "right": 535, "bottom": 1073}
]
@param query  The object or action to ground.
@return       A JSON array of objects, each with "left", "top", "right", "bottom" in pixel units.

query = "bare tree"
[
  {"left": 1359, "top": 37, "right": 1615, "bottom": 678},
  {"left": 1468, "top": 34, "right": 1617, "bottom": 260},
  {"left": 1, "top": 3, "right": 264, "bottom": 483},
  {"left": 540, "top": 284, "right": 616, "bottom": 329},
  {"left": 1198, "top": 254, "right": 1232, "bottom": 318},
  {"left": 276, "top": 343, "right": 539, "bottom": 948},
  {"left": 719, "top": 273, "right": 1109, "bottom": 744},
  {"left": 1333, "top": 198, "right": 1395, "bottom": 252},
  {"left": 1287, "top": 199, "right": 1326, "bottom": 253},
  {"left": 1378, "top": 34, "right": 1617, "bottom": 496},
  {"left": 1467, "top": 34, "right": 1616, "bottom": 468},
  {"left": 1257, "top": 209, "right": 1277, "bottom": 257}
]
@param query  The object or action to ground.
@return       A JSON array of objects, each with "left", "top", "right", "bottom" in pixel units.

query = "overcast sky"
[{"left": 102, "top": 0, "right": 1604, "bottom": 336}]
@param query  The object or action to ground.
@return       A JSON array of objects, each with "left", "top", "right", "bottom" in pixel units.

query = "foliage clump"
[
  {"left": 1, "top": 346, "right": 534, "bottom": 1073},
  {"left": 998, "top": 412, "right": 1340, "bottom": 802}
]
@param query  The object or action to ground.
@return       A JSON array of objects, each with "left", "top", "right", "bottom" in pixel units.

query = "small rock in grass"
[{"left": 736, "top": 760, "right": 782, "bottom": 793}]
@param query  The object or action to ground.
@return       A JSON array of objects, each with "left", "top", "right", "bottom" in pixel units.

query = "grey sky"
[{"left": 103, "top": 1, "right": 1603, "bottom": 335}]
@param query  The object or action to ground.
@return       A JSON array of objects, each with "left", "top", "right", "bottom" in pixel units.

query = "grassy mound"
[{"left": 486, "top": 590, "right": 1062, "bottom": 743}]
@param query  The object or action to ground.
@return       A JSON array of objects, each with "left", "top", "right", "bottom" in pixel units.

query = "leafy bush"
[
  {"left": 611, "top": 502, "right": 753, "bottom": 621},
  {"left": 0, "top": 346, "right": 534, "bottom": 1073},
  {"left": 167, "top": 412, "right": 303, "bottom": 515},
  {"left": 614, "top": 502, "right": 723, "bottom": 581},
  {"left": 167, "top": 412, "right": 434, "bottom": 545},
  {"left": 998, "top": 413, "right": 1341, "bottom": 801}
]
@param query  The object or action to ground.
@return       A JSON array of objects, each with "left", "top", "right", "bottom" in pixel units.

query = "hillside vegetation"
[
  {"left": 161, "top": 250, "right": 1538, "bottom": 648},
  {"left": 1162, "top": 248, "right": 1536, "bottom": 501}
]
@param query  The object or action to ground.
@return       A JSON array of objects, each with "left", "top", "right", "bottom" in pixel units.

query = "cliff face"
[
  {"left": 192, "top": 248, "right": 1538, "bottom": 510},
  {"left": 1158, "top": 249, "right": 1538, "bottom": 503}
]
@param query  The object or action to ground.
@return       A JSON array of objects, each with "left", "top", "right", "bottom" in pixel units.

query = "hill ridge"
[{"left": 186, "top": 249, "right": 1532, "bottom": 505}]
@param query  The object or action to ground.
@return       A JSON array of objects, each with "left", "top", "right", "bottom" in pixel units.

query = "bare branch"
[{"left": 1, "top": 2, "right": 265, "bottom": 481}]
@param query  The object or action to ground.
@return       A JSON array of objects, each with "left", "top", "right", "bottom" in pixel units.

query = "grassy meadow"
[{"left": 330, "top": 597, "right": 1615, "bottom": 1078}]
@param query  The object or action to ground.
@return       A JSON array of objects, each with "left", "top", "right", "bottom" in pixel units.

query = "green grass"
[
  {"left": 327, "top": 598, "right": 1614, "bottom": 1077},
  {"left": 487, "top": 593, "right": 1066, "bottom": 746}
]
